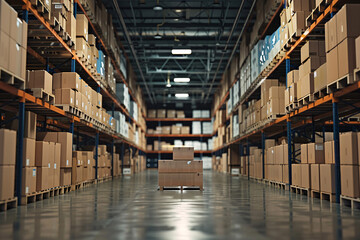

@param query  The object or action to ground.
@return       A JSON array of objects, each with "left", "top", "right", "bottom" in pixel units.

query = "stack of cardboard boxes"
[
  {"left": 158, "top": 147, "right": 203, "bottom": 189},
  {"left": 0, "top": 129, "right": 17, "bottom": 201},
  {"left": 265, "top": 140, "right": 289, "bottom": 183},
  {"left": 0, "top": 0, "right": 27, "bottom": 82},
  {"left": 325, "top": 4, "right": 360, "bottom": 87}
]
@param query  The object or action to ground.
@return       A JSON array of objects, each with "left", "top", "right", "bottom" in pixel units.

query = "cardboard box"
[
  {"left": 22, "top": 167, "right": 36, "bottom": 195},
  {"left": 261, "top": 79, "right": 278, "bottom": 106},
  {"left": 57, "top": 132, "right": 73, "bottom": 168},
  {"left": 299, "top": 73, "right": 314, "bottom": 98},
  {"left": 0, "top": 31, "right": 10, "bottom": 70},
  {"left": 301, "top": 164, "right": 311, "bottom": 188},
  {"left": 287, "top": 70, "right": 299, "bottom": 85},
  {"left": 76, "top": 14, "right": 88, "bottom": 41},
  {"left": 341, "top": 165, "right": 360, "bottom": 198},
  {"left": 301, "top": 40, "right": 325, "bottom": 64},
  {"left": 161, "top": 126, "right": 171, "bottom": 134},
  {"left": 289, "top": 83, "right": 297, "bottom": 103},
  {"left": 167, "top": 110, "right": 176, "bottom": 118},
  {"left": 326, "top": 46, "right": 339, "bottom": 85},
  {"left": 23, "top": 138, "right": 35, "bottom": 167},
  {"left": 53, "top": 72, "right": 81, "bottom": 91},
  {"left": 311, "top": 164, "right": 321, "bottom": 191},
  {"left": 282, "top": 165, "right": 289, "bottom": 184},
  {"left": 325, "top": 14, "right": 337, "bottom": 52},
  {"left": 267, "top": 98, "right": 285, "bottom": 116},
  {"left": 24, "top": 111, "right": 36, "bottom": 139},
  {"left": 181, "top": 126, "right": 190, "bottom": 134},
  {"left": 176, "top": 110, "right": 185, "bottom": 118},
  {"left": 171, "top": 125, "right": 181, "bottom": 134},
  {"left": 340, "top": 132, "right": 358, "bottom": 165},
  {"left": 28, "top": 70, "right": 52, "bottom": 94},
  {"left": 60, "top": 168, "right": 71, "bottom": 186},
  {"left": 274, "top": 145, "right": 284, "bottom": 164},
  {"left": 320, "top": 164, "right": 335, "bottom": 194},
  {"left": 36, "top": 167, "right": 49, "bottom": 191},
  {"left": 54, "top": 143, "right": 61, "bottom": 187},
  {"left": 299, "top": 57, "right": 325, "bottom": 80},
  {"left": 0, "top": 165, "right": 15, "bottom": 200},
  {"left": 35, "top": 141, "right": 50, "bottom": 167},
  {"left": 173, "top": 147, "right": 194, "bottom": 161},
  {"left": 269, "top": 86, "right": 285, "bottom": 100},
  {"left": 158, "top": 160, "right": 203, "bottom": 173},
  {"left": 336, "top": 4, "right": 360, "bottom": 46},
  {"left": 338, "top": 37, "right": 356, "bottom": 79},
  {"left": 0, "top": 0, "right": 12, "bottom": 36},
  {"left": 157, "top": 109, "right": 166, "bottom": 118},
  {"left": 301, "top": 144, "right": 308, "bottom": 164},
  {"left": 307, "top": 143, "right": 324, "bottom": 164},
  {"left": 148, "top": 110, "right": 156, "bottom": 118},
  {"left": 158, "top": 172, "right": 203, "bottom": 187},
  {"left": 0, "top": 128, "right": 16, "bottom": 166},
  {"left": 314, "top": 63, "right": 327, "bottom": 92},
  {"left": 55, "top": 88, "right": 75, "bottom": 107},
  {"left": 324, "top": 141, "right": 335, "bottom": 164},
  {"left": 292, "top": 164, "right": 301, "bottom": 187}
]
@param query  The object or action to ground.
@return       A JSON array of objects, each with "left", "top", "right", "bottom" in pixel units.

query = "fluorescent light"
[
  {"left": 154, "top": 33, "right": 162, "bottom": 39},
  {"left": 153, "top": 4, "right": 163, "bottom": 11},
  {"left": 175, "top": 9, "right": 182, "bottom": 12},
  {"left": 175, "top": 93, "right": 189, "bottom": 98},
  {"left": 174, "top": 77, "right": 190, "bottom": 83},
  {"left": 172, "top": 49, "right": 192, "bottom": 55}
]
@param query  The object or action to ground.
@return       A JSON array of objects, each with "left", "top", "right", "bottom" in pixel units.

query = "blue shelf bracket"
[
  {"left": 95, "top": 131, "right": 99, "bottom": 180},
  {"left": 287, "top": 118, "right": 292, "bottom": 186},
  {"left": 261, "top": 131, "right": 265, "bottom": 179},
  {"left": 332, "top": 99, "right": 341, "bottom": 203},
  {"left": 73, "top": 1, "right": 77, "bottom": 18},
  {"left": 15, "top": 98, "right": 25, "bottom": 205},
  {"left": 71, "top": 58, "right": 76, "bottom": 72},
  {"left": 285, "top": 57, "right": 291, "bottom": 88}
]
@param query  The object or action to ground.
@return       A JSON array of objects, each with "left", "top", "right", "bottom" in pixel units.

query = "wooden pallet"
[
  {"left": 286, "top": 102, "right": 299, "bottom": 112},
  {"left": 306, "top": 0, "right": 331, "bottom": 27},
  {"left": 71, "top": 182, "right": 84, "bottom": 191},
  {"left": 267, "top": 180, "right": 287, "bottom": 190},
  {"left": 311, "top": 190, "right": 336, "bottom": 203},
  {"left": 313, "top": 87, "right": 327, "bottom": 100},
  {"left": 346, "top": 117, "right": 360, "bottom": 122},
  {"left": 30, "top": 88, "right": 55, "bottom": 104},
  {"left": 267, "top": 114, "right": 284, "bottom": 121},
  {"left": 354, "top": 68, "right": 360, "bottom": 82},
  {"left": 327, "top": 74, "right": 354, "bottom": 94},
  {"left": 30, "top": 0, "right": 51, "bottom": 21},
  {"left": 59, "top": 185, "right": 71, "bottom": 195},
  {"left": 50, "top": 17, "right": 65, "bottom": 38},
  {"left": 55, "top": 104, "right": 82, "bottom": 117},
  {"left": 20, "top": 189, "right": 51, "bottom": 205},
  {"left": 298, "top": 94, "right": 315, "bottom": 107},
  {"left": 340, "top": 195, "right": 360, "bottom": 210},
  {"left": 159, "top": 186, "right": 203, "bottom": 191},
  {"left": 0, "top": 197, "right": 17, "bottom": 211},
  {"left": 0, "top": 67, "right": 25, "bottom": 90},
  {"left": 290, "top": 185, "right": 310, "bottom": 196}
]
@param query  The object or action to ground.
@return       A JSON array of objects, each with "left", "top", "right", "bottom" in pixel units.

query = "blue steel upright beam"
[
  {"left": 73, "top": 1, "right": 77, "bottom": 18},
  {"left": 333, "top": 100, "right": 341, "bottom": 203},
  {"left": 22, "top": 10, "right": 28, "bottom": 23},
  {"left": 71, "top": 58, "right": 76, "bottom": 72},
  {"left": 287, "top": 119, "right": 292, "bottom": 186},
  {"left": 15, "top": 98, "right": 25, "bottom": 204},
  {"left": 261, "top": 131, "right": 265, "bottom": 179},
  {"left": 285, "top": 57, "right": 291, "bottom": 88},
  {"left": 95, "top": 131, "right": 99, "bottom": 179}
]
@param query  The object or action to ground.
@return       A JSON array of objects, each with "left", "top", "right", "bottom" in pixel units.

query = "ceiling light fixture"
[
  {"left": 153, "top": 0, "right": 163, "bottom": 11},
  {"left": 154, "top": 33, "right": 162, "bottom": 39},
  {"left": 175, "top": 93, "right": 189, "bottom": 98},
  {"left": 174, "top": 77, "right": 190, "bottom": 83},
  {"left": 175, "top": 9, "right": 182, "bottom": 12},
  {"left": 166, "top": 72, "right": 171, "bottom": 87},
  {"left": 171, "top": 49, "right": 192, "bottom": 55}
]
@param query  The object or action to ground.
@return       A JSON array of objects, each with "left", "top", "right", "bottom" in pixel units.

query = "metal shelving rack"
[
  {"left": 0, "top": 0, "right": 148, "bottom": 204},
  {"left": 211, "top": 0, "right": 360, "bottom": 203}
]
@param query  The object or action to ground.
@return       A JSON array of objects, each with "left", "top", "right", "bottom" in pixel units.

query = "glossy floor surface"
[{"left": 1, "top": 171, "right": 360, "bottom": 240}]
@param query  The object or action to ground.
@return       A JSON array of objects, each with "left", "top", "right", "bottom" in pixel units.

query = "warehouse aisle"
[{"left": 1, "top": 171, "right": 360, "bottom": 240}]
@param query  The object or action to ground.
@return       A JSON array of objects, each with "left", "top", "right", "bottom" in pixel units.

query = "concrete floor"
[{"left": 1, "top": 171, "right": 360, "bottom": 240}]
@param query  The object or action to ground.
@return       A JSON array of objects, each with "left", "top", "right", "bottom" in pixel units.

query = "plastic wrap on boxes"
[
  {"left": 192, "top": 121, "right": 201, "bottom": 134},
  {"left": 201, "top": 110, "right": 210, "bottom": 118},
  {"left": 202, "top": 122, "right": 213, "bottom": 134},
  {"left": 174, "top": 140, "right": 183, "bottom": 146}
]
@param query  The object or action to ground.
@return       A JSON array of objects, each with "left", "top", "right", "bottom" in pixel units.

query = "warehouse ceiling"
[{"left": 103, "top": 0, "right": 255, "bottom": 108}]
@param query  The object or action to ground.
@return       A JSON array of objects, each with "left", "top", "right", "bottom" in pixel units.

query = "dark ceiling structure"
[{"left": 103, "top": 0, "right": 255, "bottom": 109}]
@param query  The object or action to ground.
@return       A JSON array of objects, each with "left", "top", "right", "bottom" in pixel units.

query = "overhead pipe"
[
  {"left": 111, "top": 0, "right": 154, "bottom": 104},
  {"left": 204, "top": 0, "right": 257, "bottom": 103}
]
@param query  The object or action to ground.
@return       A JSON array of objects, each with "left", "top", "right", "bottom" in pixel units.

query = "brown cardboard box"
[
  {"left": 299, "top": 73, "right": 314, "bottom": 98},
  {"left": 57, "top": 132, "right": 73, "bottom": 168},
  {"left": 0, "top": 165, "right": 15, "bottom": 200},
  {"left": 299, "top": 57, "right": 325, "bottom": 80},
  {"left": 76, "top": 166, "right": 83, "bottom": 183},
  {"left": 269, "top": 86, "right": 285, "bottom": 100},
  {"left": 280, "top": 24, "right": 289, "bottom": 49},
  {"left": 54, "top": 143, "right": 61, "bottom": 187},
  {"left": 36, "top": 131, "right": 57, "bottom": 142},
  {"left": 266, "top": 147, "right": 274, "bottom": 165},
  {"left": 301, "top": 144, "right": 308, "bottom": 164},
  {"left": 311, "top": 164, "right": 321, "bottom": 191},
  {"left": 60, "top": 168, "right": 71, "bottom": 186},
  {"left": 73, "top": 151, "right": 83, "bottom": 166},
  {"left": 284, "top": 88, "right": 289, "bottom": 107},
  {"left": 55, "top": 88, "right": 75, "bottom": 107},
  {"left": 314, "top": 63, "right": 327, "bottom": 92},
  {"left": 158, "top": 172, "right": 203, "bottom": 187},
  {"left": 320, "top": 164, "right": 335, "bottom": 194},
  {"left": 274, "top": 145, "right": 284, "bottom": 165},
  {"left": 307, "top": 143, "right": 324, "bottom": 164},
  {"left": 356, "top": 36, "right": 360, "bottom": 69},
  {"left": 176, "top": 110, "right": 185, "bottom": 118},
  {"left": 23, "top": 138, "right": 35, "bottom": 167},
  {"left": 28, "top": 70, "right": 52, "bottom": 94},
  {"left": 280, "top": 8, "right": 287, "bottom": 28},
  {"left": 173, "top": 147, "right": 194, "bottom": 161},
  {"left": 289, "top": 11, "right": 306, "bottom": 37},
  {"left": 22, "top": 167, "right": 36, "bottom": 195},
  {"left": 53, "top": 72, "right": 81, "bottom": 91},
  {"left": 261, "top": 79, "right": 278, "bottom": 106},
  {"left": 158, "top": 160, "right": 202, "bottom": 173},
  {"left": 301, "top": 40, "right": 325, "bottom": 64},
  {"left": 0, "top": 0, "right": 12, "bottom": 36},
  {"left": 35, "top": 141, "right": 50, "bottom": 167},
  {"left": 301, "top": 164, "right": 311, "bottom": 188},
  {"left": 341, "top": 165, "right": 360, "bottom": 198},
  {"left": 292, "top": 164, "right": 301, "bottom": 187},
  {"left": 282, "top": 165, "right": 289, "bottom": 184},
  {"left": 171, "top": 125, "right": 181, "bottom": 134},
  {"left": 76, "top": 14, "right": 88, "bottom": 41},
  {"left": 66, "top": 10, "right": 76, "bottom": 41},
  {"left": 336, "top": 4, "right": 360, "bottom": 46},
  {"left": 36, "top": 167, "right": 49, "bottom": 191},
  {"left": 267, "top": 98, "right": 285, "bottom": 116},
  {"left": 157, "top": 109, "right": 166, "bottom": 118},
  {"left": 0, "top": 31, "right": 10, "bottom": 70},
  {"left": 48, "top": 142, "right": 55, "bottom": 188},
  {"left": 75, "top": 91, "right": 81, "bottom": 110},
  {"left": 148, "top": 110, "right": 156, "bottom": 118},
  {"left": 340, "top": 132, "right": 358, "bottom": 165},
  {"left": 289, "top": 83, "right": 297, "bottom": 103},
  {"left": 181, "top": 126, "right": 190, "bottom": 134},
  {"left": 324, "top": 141, "right": 335, "bottom": 164},
  {"left": 0, "top": 128, "right": 16, "bottom": 166},
  {"left": 167, "top": 110, "right": 176, "bottom": 118},
  {"left": 325, "top": 14, "right": 337, "bottom": 52},
  {"left": 161, "top": 126, "right": 171, "bottom": 134},
  {"left": 338, "top": 37, "right": 356, "bottom": 79},
  {"left": 326, "top": 45, "right": 339, "bottom": 85}
]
